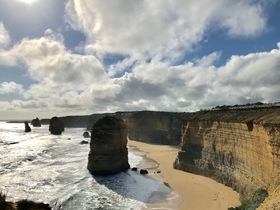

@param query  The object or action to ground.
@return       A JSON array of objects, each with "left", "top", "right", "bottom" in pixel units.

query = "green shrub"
[{"left": 228, "top": 189, "right": 268, "bottom": 210}]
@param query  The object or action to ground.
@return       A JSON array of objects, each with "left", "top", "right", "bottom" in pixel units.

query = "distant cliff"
[
  {"left": 174, "top": 108, "right": 280, "bottom": 208},
  {"left": 41, "top": 115, "right": 89, "bottom": 128},
  {"left": 87, "top": 111, "right": 189, "bottom": 145},
  {"left": 125, "top": 111, "right": 189, "bottom": 144}
]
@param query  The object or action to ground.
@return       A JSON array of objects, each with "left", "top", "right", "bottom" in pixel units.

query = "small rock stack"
[
  {"left": 87, "top": 116, "right": 130, "bottom": 175},
  {"left": 31, "top": 117, "right": 41, "bottom": 127}
]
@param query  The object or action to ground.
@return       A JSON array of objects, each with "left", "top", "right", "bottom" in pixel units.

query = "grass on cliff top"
[{"left": 228, "top": 188, "right": 268, "bottom": 210}]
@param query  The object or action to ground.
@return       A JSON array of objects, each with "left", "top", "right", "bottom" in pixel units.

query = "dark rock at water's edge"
[
  {"left": 80, "top": 140, "right": 89, "bottom": 144},
  {"left": 83, "top": 131, "right": 90, "bottom": 138},
  {"left": 87, "top": 116, "right": 130, "bottom": 175},
  {"left": 24, "top": 122, "right": 31, "bottom": 132},
  {"left": 140, "top": 169, "right": 148, "bottom": 175},
  {"left": 0, "top": 193, "right": 52, "bottom": 210},
  {"left": 31, "top": 117, "right": 41, "bottom": 127},
  {"left": 87, "top": 111, "right": 189, "bottom": 145},
  {"left": 49, "top": 117, "right": 65, "bottom": 135}
]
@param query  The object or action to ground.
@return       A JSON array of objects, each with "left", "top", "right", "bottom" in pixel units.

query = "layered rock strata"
[
  {"left": 87, "top": 116, "right": 130, "bottom": 175},
  {"left": 174, "top": 109, "right": 280, "bottom": 201}
]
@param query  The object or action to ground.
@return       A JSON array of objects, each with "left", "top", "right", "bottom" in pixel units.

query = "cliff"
[
  {"left": 41, "top": 115, "right": 89, "bottom": 128},
  {"left": 174, "top": 108, "right": 280, "bottom": 208},
  {"left": 87, "top": 111, "right": 189, "bottom": 145},
  {"left": 60, "top": 115, "right": 89, "bottom": 128},
  {"left": 125, "top": 111, "right": 189, "bottom": 144}
]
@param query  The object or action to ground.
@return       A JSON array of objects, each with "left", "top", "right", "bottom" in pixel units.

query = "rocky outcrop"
[
  {"left": 83, "top": 131, "right": 90, "bottom": 138},
  {"left": 174, "top": 108, "right": 280, "bottom": 205},
  {"left": 87, "top": 111, "right": 188, "bottom": 145},
  {"left": 49, "top": 117, "right": 65, "bottom": 135},
  {"left": 24, "top": 122, "right": 31, "bottom": 132},
  {"left": 31, "top": 117, "right": 41, "bottom": 127},
  {"left": 87, "top": 116, "right": 130, "bottom": 175}
]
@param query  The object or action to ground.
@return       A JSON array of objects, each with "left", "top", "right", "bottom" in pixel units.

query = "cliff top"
[{"left": 186, "top": 108, "right": 280, "bottom": 124}]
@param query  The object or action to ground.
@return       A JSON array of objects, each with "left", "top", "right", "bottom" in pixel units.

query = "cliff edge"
[{"left": 174, "top": 108, "right": 280, "bottom": 209}]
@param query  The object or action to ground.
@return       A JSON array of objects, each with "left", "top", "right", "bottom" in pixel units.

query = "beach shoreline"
[{"left": 128, "top": 139, "right": 241, "bottom": 210}]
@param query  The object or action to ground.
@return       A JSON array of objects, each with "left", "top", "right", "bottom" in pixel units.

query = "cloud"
[
  {"left": 1, "top": 44, "right": 280, "bottom": 115},
  {"left": 0, "top": 22, "right": 10, "bottom": 49},
  {"left": 194, "top": 52, "right": 222, "bottom": 67},
  {"left": 0, "top": 33, "right": 108, "bottom": 98},
  {"left": 65, "top": 0, "right": 268, "bottom": 61},
  {"left": 0, "top": 82, "right": 23, "bottom": 94},
  {"left": 216, "top": 1, "right": 266, "bottom": 37},
  {"left": 0, "top": 0, "right": 278, "bottom": 118}
]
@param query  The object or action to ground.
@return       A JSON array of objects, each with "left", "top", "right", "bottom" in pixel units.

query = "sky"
[{"left": 0, "top": 0, "right": 280, "bottom": 120}]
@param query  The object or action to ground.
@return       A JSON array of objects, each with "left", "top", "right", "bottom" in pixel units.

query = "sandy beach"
[{"left": 128, "top": 140, "right": 241, "bottom": 210}]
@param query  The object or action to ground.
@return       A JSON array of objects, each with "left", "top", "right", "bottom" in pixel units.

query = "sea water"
[{"left": 0, "top": 122, "right": 172, "bottom": 210}]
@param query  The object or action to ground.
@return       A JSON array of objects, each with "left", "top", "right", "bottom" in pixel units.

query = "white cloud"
[
  {"left": 0, "top": 35, "right": 108, "bottom": 99},
  {"left": 0, "top": 22, "right": 10, "bottom": 49},
  {"left": 65, "top": 0, "right": 268, "bottom": 61},
  {"left": 217, "top": 1, "right": 266, "bottom": 37},
  {"left": 194, "top": 52, "right": 222, "bottom": 67},
  {"left": 0, "top": 0, "right": 278, "bottom": 119},
  {"left": 1, "top": 44, "right": 280, "bottom": 116},
  {"left": 0, "top": 82, "right": 24, "bottom": 94}
]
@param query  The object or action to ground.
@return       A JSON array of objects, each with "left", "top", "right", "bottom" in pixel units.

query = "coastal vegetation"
[{"left": 0, "top": 192, "right": 52, "bottom": 210}]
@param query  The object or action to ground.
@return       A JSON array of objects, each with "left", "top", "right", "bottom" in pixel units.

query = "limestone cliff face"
[
  {"left": 87, "top": 111, "right": 188, "bottom": 145},
  {"left": 175, "top": 109, "right": 280, "bottom": 197},
  {"left": 125, "top": 111, "right": 188, "bottom": 144},
  {"left": 87, "top": 116, "right": 130, "bottom": 175}
]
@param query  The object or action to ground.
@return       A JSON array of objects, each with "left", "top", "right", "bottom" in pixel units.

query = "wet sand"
[{"left": 128, "top": 140, "right": 241, "bottom": 210}]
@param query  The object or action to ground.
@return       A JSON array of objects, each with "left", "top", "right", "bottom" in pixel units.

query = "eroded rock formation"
[
  {"left": 174, "top": 108, "right": 280, "bottom": 207},
  {"left": 24, "top": 122, "right": 31, "bottom": 132},
  {"left": 83, "top": 131, "right": 90, "bottom": 138},
  {"left": 49, "top": 117, "right": 65, "bottom": 135},
  {"left": 87, "top": 116, "right": 130, "bottom": 175},
  {"left": 31, "top": 117, "right": 41, "bottom": 127}
]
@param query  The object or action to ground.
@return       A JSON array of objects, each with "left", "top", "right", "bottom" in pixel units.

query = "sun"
[{"left": 17, "top": 0, "right": 38, "bottom": 4}]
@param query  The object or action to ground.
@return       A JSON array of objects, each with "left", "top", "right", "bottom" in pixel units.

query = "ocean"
[{"left": 0, "top": 122, "right": 172, "bottom": 210}]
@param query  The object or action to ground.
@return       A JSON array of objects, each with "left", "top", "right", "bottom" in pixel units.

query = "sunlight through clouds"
[{"left": 16, "top": 0, "right": 39, "bottom": 4}]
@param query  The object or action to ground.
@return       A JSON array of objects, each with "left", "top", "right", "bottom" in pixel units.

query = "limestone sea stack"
[
  {"left": 49, "top": 117, "right": 65, "bottom": 135},
  {"left": 31, "top": 117, "right": 41, "bottom": 127},
  {"left": 87, "top": 116, "right": 130, "bottom": 175},
  {"left": 24, "top": 122, "right": 31, "bottom": 132}
]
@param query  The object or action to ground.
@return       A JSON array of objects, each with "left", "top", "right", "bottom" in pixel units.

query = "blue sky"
[{"left": 0, "top": 0, "right": 280, "bottom": 120}]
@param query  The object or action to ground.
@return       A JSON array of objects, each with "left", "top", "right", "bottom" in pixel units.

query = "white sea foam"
[{"left": 0, "top": 123, "right": 171, "bottom": 209}]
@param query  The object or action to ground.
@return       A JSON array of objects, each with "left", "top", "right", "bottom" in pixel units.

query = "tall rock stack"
[
  {"left": 87, "top": 116, "right": 130, "bottom": 175},
  {"left": 49, "top": 117, "right": 65, "bottom": 135}
]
